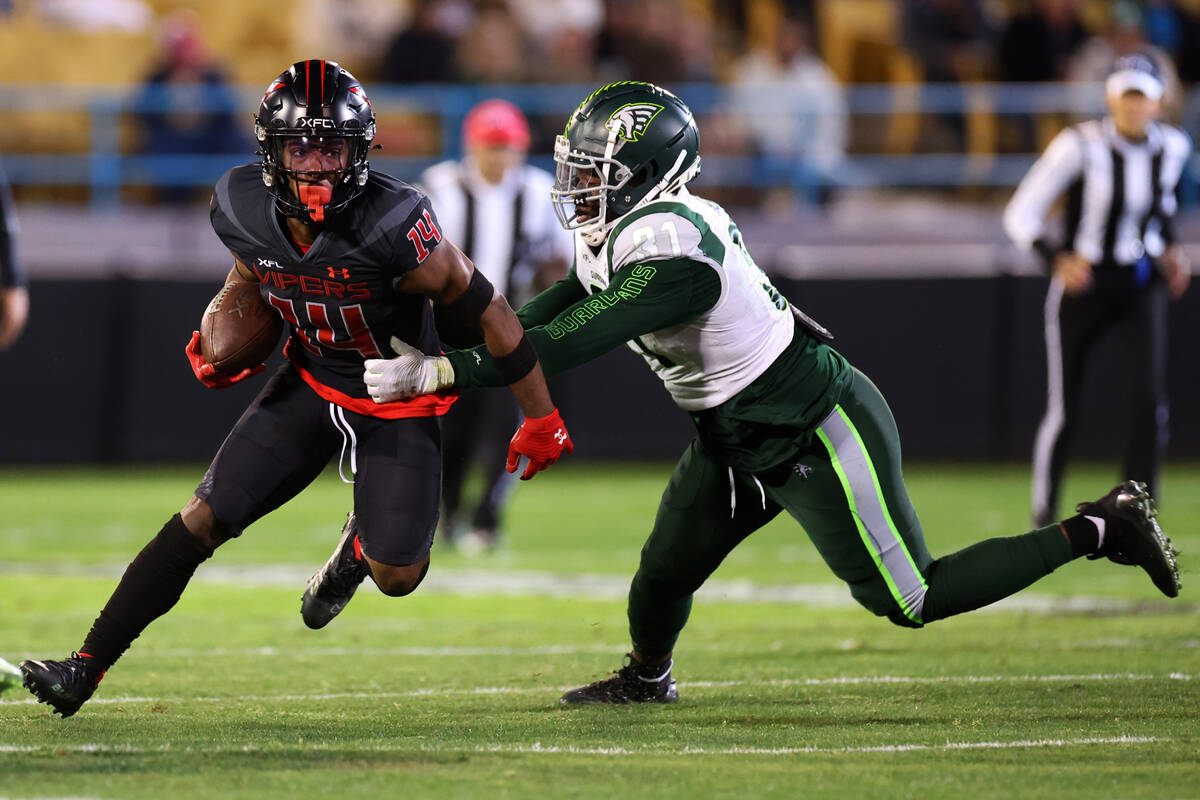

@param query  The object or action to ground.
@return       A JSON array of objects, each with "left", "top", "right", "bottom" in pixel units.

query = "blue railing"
[{"left": 2, "top": 82, "right": 1198, "bottom": 207}]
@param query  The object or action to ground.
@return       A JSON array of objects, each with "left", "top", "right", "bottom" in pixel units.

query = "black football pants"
[
  {"left": 1032, "top": 270, "right": 1168, "bottom": 525},
  {"left": 195, "top": 364, "right": 442, "bottom": 565}
]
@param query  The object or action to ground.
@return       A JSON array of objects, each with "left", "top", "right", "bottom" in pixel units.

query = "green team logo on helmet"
[{"left": 605, "top": 102, "right": 663, "bottom": 143}]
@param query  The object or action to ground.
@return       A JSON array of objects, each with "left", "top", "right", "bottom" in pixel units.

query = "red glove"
[
  {"left": 185, "top": 331, "right": 265, "bottom": 389},
  {"left": 506, "top": 408, "right": 574, "bottom": 480}
]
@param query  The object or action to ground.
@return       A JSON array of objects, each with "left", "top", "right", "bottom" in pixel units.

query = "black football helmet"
[
  {"left": 551, "top": 81, "right": 701, "bottom": 246},
  {"left": 255, "top": 60, "right": 376, "bottom": 222}
]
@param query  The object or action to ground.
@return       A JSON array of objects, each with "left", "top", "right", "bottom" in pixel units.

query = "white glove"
[{"left": 363, "top": 336, "right": 455, "bottom": 403}]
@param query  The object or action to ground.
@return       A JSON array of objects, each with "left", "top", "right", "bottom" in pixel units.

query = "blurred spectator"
[
  {"left": 292, "top": 0, "right": 406, "bottom": 74},
  {"left": 510, "top": 0, "right": 605, "bottom": 83},
  {"left": 901, "top": 0, "right": 998, "bottom": 153},
  {"left": 380, "top": 0, "right": 461, "bottom": 84},
  {"left": 1176, "top": 8, "right": 1200, "bottom": 83},
  {"left": 418, "top": 99, "right": 572, "bottom": 553},
  {"left": 542, "top": 23, "right": 604, "bottom": 84},
  {"left": 902, "top": 0, "right": 997, "bottom": 82},
  {"left": 455, "top": 1, "right": 530, "bottom": 83},
  {"left": 597, "top": 0, "right": 698, "bottom": 85},
  {"left": 36, "top": 0, "right": 150, "bottom": 32},
  {"left": 1068, "top": 3, "right": 1181, "bottom": 121},
  {"left": 999, "top": 0, "right": 1089, "bottom": 82},
  {"left": 134, "top": 9, "right": 244, "bottom": 205},
  {"left": 1142, "top": 0, "right": 1183, "bottom": 60},
  {"left": 728, "top": 13, "right": 847, "bottom": 205},
  {"left": 675, "top": 9, "right": 719, "bottom": 82},
  {"left": 0, "top": 151, "right": 26, "bottom": 351}
]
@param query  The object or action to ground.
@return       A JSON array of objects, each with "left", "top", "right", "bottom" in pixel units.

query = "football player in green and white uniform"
[{"left": 363, "top": 82, "right": 1181, "bottom": 704}]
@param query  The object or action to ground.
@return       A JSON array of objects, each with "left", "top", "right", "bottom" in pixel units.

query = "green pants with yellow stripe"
[{"left": 629, "top": 368, "right": 1075, "bottom": 659}]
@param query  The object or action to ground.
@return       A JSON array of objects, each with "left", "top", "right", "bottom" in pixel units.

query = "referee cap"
[
  {"left": 1106, "top": 53, "right": 1164, "bottom": 100},
  {"left": 463, "top": 99, "right": 531, "bottom": 150}
]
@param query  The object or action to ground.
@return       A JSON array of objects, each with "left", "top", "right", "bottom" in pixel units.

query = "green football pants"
[{"left": 629, "top": 368, "right": 1075, "bottom": 659}]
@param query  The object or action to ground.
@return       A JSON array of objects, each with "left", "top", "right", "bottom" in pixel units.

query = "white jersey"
[{"left": 573, "top": 188, "right": 795, "bottom": 411}]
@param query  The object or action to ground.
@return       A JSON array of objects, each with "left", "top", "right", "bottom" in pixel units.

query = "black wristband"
[
  {"left": 441, "top": 268, "right": 494, "bottom": 326},
  {"left": 493, "top": 334, "right": 537, "bottom": 384}
]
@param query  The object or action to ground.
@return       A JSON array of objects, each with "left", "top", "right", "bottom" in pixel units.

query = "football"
[{"left": 200, "top": 280, "right": 283, "bottom": 374}]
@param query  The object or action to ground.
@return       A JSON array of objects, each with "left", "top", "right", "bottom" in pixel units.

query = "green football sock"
[{"left": 921, "top": 525, "right": 1074, "bottom": 623}]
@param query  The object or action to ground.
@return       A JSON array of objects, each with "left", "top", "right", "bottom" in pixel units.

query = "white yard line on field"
[
  {"left": 113, "top": 637, "right": 1200, "bottom": 659},
  {"left": 0, "top": 562, "right": 1188, "bottom": 615},
  {"left": 0, "top": 672, "right": 1191, "bottom": 709},
  {"left": 140, "top": 644, "right": 630, "bottom": 658},
  {"left": 0, "top": 735, "right": 1166, "bottom": 757}
]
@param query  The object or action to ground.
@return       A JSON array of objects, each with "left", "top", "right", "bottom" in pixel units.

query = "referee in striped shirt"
[
  {"left": 1005, "top": 53, "right": 1192, "bottom": 526},
  {"left": 420, "top": 99, "right": 572, "bottom": 553}
]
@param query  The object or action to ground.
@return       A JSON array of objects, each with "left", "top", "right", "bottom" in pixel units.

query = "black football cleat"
[
  {"left": 302, "top": 512, "right": 370, "bottom": 629},
  {"left": 1077, "top": 480, "right": 1181, "bottom": 598},
  {"left": 19, "top": 653, "right": 103, "bottom": 718},
  {"left": 560, "top": 654, "right": 679, "bottom": 705}
]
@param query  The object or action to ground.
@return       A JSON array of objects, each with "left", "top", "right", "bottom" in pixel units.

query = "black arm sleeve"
[{"left": 446, "top": 258, "right": 721, "bottom": 389}]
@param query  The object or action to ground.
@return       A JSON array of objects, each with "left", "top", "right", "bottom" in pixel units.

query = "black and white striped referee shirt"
[
  {"left": 1004, "top": 118, "right": 1192, "bottom": 269},
  {"left": 419, "top": 159, "right": 573, "bottom": 307}
]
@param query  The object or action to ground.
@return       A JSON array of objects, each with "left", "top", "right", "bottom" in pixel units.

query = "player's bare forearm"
[
  {"left": 398, "top": 241, "right": 555, "bottom": 416},
  {"left": 230, "top": 255, "right": 258, "bottom": 283}
]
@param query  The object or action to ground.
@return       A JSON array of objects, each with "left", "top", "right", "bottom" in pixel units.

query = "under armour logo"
[
  {"left": 553, "top": 429, "right": 567, "bottom": 444},
  {"left": 793, "top": 463, "right": 813, "bottom": 479},
  {"left": 327, "top": 267, "right": 350, "bottom": 279}
]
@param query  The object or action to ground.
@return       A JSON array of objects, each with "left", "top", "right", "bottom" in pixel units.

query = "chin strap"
[{"left": 297, "top": 184, "right": 332, "bottom": 222}]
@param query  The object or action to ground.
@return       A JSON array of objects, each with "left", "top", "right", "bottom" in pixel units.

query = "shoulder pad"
[
  {"left": 607, "top": 201, "right": 721, "bottom": 271},
  {"left": 210, "top": 164, "right": 271, "bottom": 252}
]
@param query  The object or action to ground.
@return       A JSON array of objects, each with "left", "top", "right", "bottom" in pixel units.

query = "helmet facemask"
[
  {"left": 551, "top": 130, "right": 700, "bottom": 247},
  {"left": 551, "top": 134, "right": 631, "bottom": 246},
  {"left": 258, "top": 126, "right": 373, "bottom": 222}
]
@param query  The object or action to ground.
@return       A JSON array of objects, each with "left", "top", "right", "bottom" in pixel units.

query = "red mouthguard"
[{"left": 297, "top": 184, "right": 332, "bottom": 222}]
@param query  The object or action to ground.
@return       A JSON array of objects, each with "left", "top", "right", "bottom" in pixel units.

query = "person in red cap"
[{"left": 420, "top": 99, "right": 574, "bottom": 554}]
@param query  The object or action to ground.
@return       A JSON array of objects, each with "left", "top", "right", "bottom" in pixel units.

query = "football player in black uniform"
[{"left": 17, "top": 60, "right": 574, "bottom": 718}]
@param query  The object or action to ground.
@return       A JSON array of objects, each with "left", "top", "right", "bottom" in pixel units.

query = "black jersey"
[{"left": 210, "top": 164, "right": 456, "bottom": 418}]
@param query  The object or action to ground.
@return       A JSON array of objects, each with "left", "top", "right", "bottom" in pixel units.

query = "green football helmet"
[{"left": 552, "top": 81, "right": 701, "bottom": 245}]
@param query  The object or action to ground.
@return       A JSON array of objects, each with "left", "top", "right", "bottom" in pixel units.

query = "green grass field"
[{"left": 0, "top": 461, "right": 1196, "bottom": 799}]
